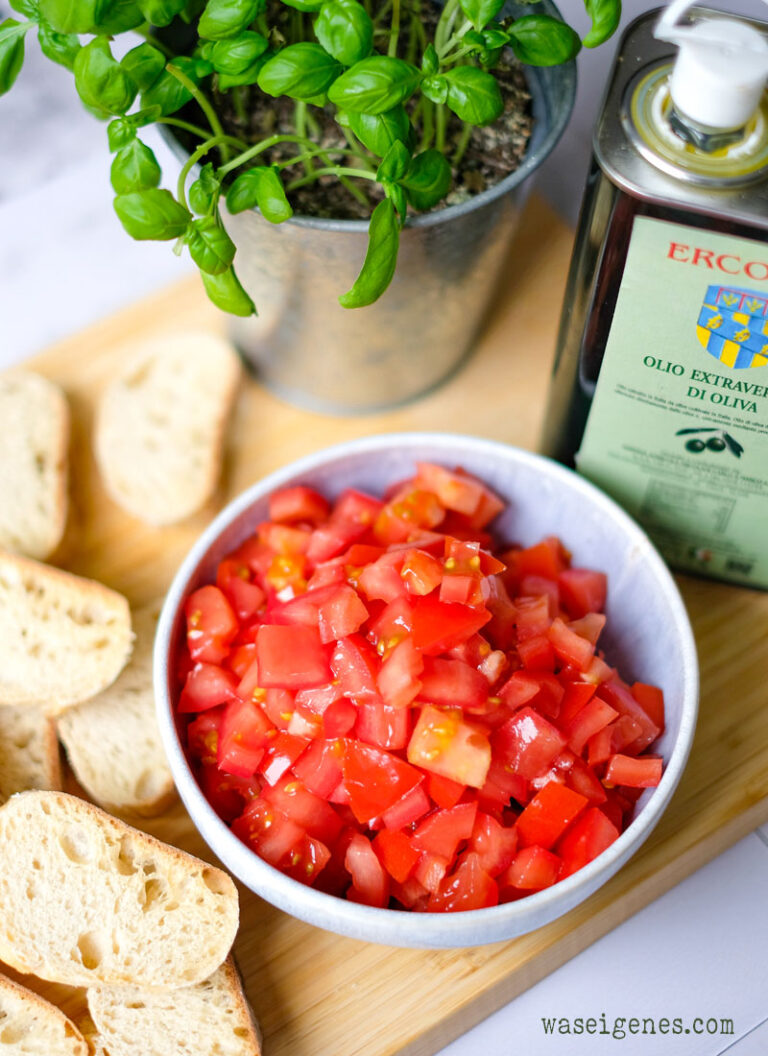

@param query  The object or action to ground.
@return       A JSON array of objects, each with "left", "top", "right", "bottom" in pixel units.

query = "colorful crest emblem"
[{"left": 696, "top": 285, "right": 768, "bottom": 369}]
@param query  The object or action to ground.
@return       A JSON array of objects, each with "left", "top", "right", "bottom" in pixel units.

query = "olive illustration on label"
[{"left": 676, "top": 426, "right": 744, "bottom": 458}]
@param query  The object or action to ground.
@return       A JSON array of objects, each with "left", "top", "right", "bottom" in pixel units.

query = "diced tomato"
[
  {"left": 558, "top": 568, "right": 607, "bottom": 618},
  {"left": 562, "top": 695, "right": 618, "bottom": 756},
  {"left": 217, "top": 698, "right": 275, "bottom": 778},
  {"left": 292, "top": 738, "right": 345, "bottom": 798},
  {"left": 604, "top": 753, "right": 663, "bottom": 788},
  {"left": 492, "top": 708, "right": 566, "bottom": 782},
  {"left": 516, "top": 782, "right": 588, "bottom": 850},
  {"left": 426, "top": 772, "right": 466, "bottom": 809},
  {"left": 410, "top": 596, "right": 491, "bottom": 654},
  {"left": 342, "top": 741, "right": 423, "bottom": 825},
  {"left": 258, "top": 731, "right": 310, "bottom": 786},
  {"left": 631, "top": 682, "right": 666, "bottom": 732},
  {"left": 400, "top": 549, "right": 443, "bottom": 596},
  {"left": 269, "top": 485, "right": 330, "bottom": 526},
  {"left": 373, "top": 829, "right": 420, "bottom": 883},
  {"left": 427, "top": 853, "right": 499, "bottom": 912},
  {"left": 408, "top": 705, "right": 491, "bottom": 789},
  {"left": 179, "top": 663, "right": 239, "bottom": 713},
  {"left": 502, "top": 845, "right": 562, "bottom": 890},
  {"left": 466, "top": 812, "right": 518, "bottom": 877},
  {"left": 547, "top": 617, "right": 596, "bottom": 671},
  {"left": 176, "top": 469, "right": 665, "bottom": 913},
  {"left": 377, "top": 637, "right": 423, "bottom": 709},
  {"left": 556, "top": 806, "right": 620, "bottom": 878},
  {"left": 380, "top": 781, "right": 431, "bottom": 831},
  {"left": 185, "top": 585, "right": 238, "bottom": 664},
  {"left": 317, "top": 584, "right": 369, "bottom": 644},
  {"left": 345, "top": 833, "right": 390, "bottom": 907},
  {"left": 419, "top": 657, "right": 489, "bottom": 712},
  {"left": 198, "top": 764, "right": 259, "bottom": 823},
  {"left": 256, "top": 624, "right": 331, "bottom": 690},
  {"left": 262, "top": 778, "right": 342, "bottom": 846},
  {"left": 411, "top": 802, "right": 478, "bottom": 860}
]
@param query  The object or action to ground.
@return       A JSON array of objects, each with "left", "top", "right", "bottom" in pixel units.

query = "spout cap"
[{"left": 656, "top": 0, "right": 768, "bottom": 130}]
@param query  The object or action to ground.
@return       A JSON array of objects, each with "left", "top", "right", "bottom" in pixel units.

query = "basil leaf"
[
  {"left": 506, "top": 14, "right": 581, "bottom": 65},
  {"left": 198, "top": 0, "right": 265, "bottom": 40},
  {"left": 186, "top": 215, "right": 236, "bottom": 274},
  {"left": 137, "top": 0, "right": 187, "bottom": 26},
  {"left": 121, "top": 42, "right": 166, "bottom": 92},
  {"left": 217, "top": 56, "right": 267, "bottom": 88},
  {"left": 37, "top": 21, "right": 80, "bottom": 70},
  {"left": 74, "top": 36, "right": 137, "bottom": 116},
  {"left": 201, "top": 266, "right": 256, "bottom": 316},
  {"left": 458, "top": 0, "right": 504, "bottom": 31},
  {"left": 347, "top": 104, "right": 411, "bottom": 156},
  {"left": 421, "top": 73, "right": 448, "bottom": 105},
  {"left": 189, "top": 162, "right": 221, "bottom": 213},
  {"left": 0, "top": 19, "right": 29, "bottom": 95},
  {"left": 257, "top": 42, "right": 341, "bottom": 102},
  {"left": 281, "top": 0, "right": 322, "bottom": 10},
  {"left": 385, "top": 181, "right": 407, "bottom": 223},
  {"left": 142, "top": 56, "right": 205, "bottom": 115},
  {"left": 314, "top": 0, "right": 373, "bottom": 68},
  {"left": 328, "top": 55, "right": 421, "bottom": 114},
  {"left": 113, "top": 188, "right": 191, "bottom": 239},
  {"left": 376, "top": 139, "right": 410, "bottom": 183},
  {"left": 401, "top": 148, "right": 451, "bottom": 210},
  {"left": 10, "top": 0, "right": 39, "bottom": 18},
  {"left": 226, "top": 165, "right": 293, "bottom": 223},
  {"left": 442, "top": 64, "right": 502, "bottom": 125},
  {"left": 211, "top": 30, "right": 268, "bottom": 74},
  {"left": 38, "top": 0, "right": 105, "bottom": 33},
  {"left": 421, "top": 42, "right": 438, "bottom": 75},
  {"left": 96, "top": 0, "right": 145, "bottom": 33},
  {"left": 110, "top": 138, "right": 162, "bottom": 193},
  {"left": 339, "top": 197, "right": 399, "bottom": 309},
  {"left": 583, "top": 0, "right": 620, "bottom": 48},
  {"left": 107, "top": 117, "right": 136, "bottom": 151}
]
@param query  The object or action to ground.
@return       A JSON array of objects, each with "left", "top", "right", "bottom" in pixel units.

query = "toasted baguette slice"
[
  {"left": 0, "top": 371, "right": 69, "bottom": 561},
  {"left": 95, "top": 333, "right": 241, "bottom": 525},
  {"left": 0, "top": 791, "right": 238, "bottom": 990},
  {"left": 87, "top": 957, "right": 261, "bottom": 1056},
  {"left": 57, "top": 603, "right": 174, "bottom": 817},
  {"left": 0, "top": 552, "right": 132, "bottom": 713},
  {"left": 0, "top": 706, "right": 61, "bottom": 805},
  {"left": 0, "top": 971, "right": 87, "bottom": 1055}
]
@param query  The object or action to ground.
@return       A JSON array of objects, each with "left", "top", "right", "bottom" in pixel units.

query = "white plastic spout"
[{"left": 655, "top": 0, "right": 768, "bottom": 131}]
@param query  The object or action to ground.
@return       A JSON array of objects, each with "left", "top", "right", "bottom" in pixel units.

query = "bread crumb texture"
[
  {"left": 95, "top": 333, "right": 241, "bottom": 525},
  {"left": 0, "top": 552, "right": 133, "bottom": 712},
  {"left": 0, "top": 371, "right": 69, "bottom": 561},
  {"left": 87, "top": 958, "right": 261, "bottom": 1056},
  {"left": 0, "top": 792, "right": 238, "bottom": 990},
  {"left": 0, "top": 707, "right": 60, "bottom": 805},
  {"left": 0, "top": 971, "right": 87, "bottom": 1054},
  {"left": 57, "top": 603, "right": 174, "bottom": 817}
]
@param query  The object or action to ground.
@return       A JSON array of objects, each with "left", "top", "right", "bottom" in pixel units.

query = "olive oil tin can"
[{"left": 542, "top": 4, "right": 768, "bottom": 590}]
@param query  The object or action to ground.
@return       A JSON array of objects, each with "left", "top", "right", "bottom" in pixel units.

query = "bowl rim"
[{"left": 154, "top": 431, "right": 699, "bottom": 946}]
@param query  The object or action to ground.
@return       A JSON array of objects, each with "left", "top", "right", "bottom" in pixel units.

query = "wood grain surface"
[{"left": 14, "top": 196, "right": 768, "bottom": 1056}]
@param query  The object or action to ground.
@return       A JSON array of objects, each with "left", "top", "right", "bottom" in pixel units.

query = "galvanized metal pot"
[{"left": 167, "top": 7, "right": 576, "bottom": 413}]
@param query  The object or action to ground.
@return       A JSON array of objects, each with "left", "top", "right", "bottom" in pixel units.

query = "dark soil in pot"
[{"left": 213, "top": 57, "right": 533, "bottom": 220}]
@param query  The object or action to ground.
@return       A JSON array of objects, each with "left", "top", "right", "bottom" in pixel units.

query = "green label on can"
[{"left": 577, "top": 215, "right": 768, "bottom": 589}]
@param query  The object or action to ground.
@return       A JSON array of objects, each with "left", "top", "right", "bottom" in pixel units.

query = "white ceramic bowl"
[{"left": 154, "top": 433, "right": 698, "bottom": 948}]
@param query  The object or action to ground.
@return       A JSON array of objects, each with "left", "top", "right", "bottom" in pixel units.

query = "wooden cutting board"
[{"left": 17, "top": 195, "right": 768, "bottom": 1056}]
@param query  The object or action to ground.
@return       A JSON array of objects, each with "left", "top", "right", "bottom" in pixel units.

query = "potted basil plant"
[{"left": 0, "top": 0, "right": 619, "bottom": 411}]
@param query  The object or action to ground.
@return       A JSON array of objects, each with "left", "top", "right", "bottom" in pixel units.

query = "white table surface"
[{"left": 1, "top": 1, "right": 767, "bottom": 1052}]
